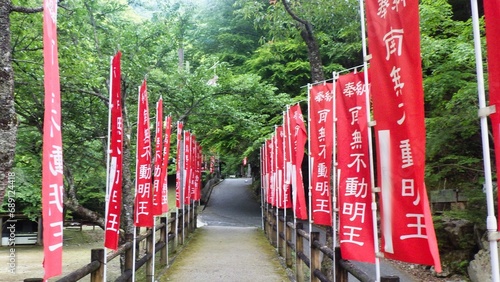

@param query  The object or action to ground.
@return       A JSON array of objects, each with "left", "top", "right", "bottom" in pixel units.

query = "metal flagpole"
[
  {"left": 471, "top": 0, "right": 500, "bottom": 280},
  {"left": 332, "top": 73, "right": 339, "bottom": 282},
  {"left": 261, "top": 146, "right": 265, "bottom": 230},
  {"left": 103, "top": 55, "right": 113, "bottom": 282},
  {"left": 307, "top": 84, "right": 314, "bottom": 282},
  {"left": 181, "top": 132, "right": 186, "bottom": 244},
  {"left": 282, "top": 111, "right": 287, "bottom": 259},
  {"left": 132, "top": 227, "right": 137, "bottom": 282},
  {"left": 274, "top": 125, "right": 279, "bottom": 251},
  {"left": 358, "top": 0, "right": 381, "bottom": 280},
  {"left": 152, "top": 218, "right": 156, "bottom": 282}
]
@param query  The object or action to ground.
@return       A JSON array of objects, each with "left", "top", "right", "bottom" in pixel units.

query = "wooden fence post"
[
  {"left": 295, "top": 222, "right": 305, "bottom": 282},
  {"left": 277, "top": 209, "right": 284, "bottom": 257},
  {"left": 178, "top": 210, "right": 184, "bottom": 245},
  {"left": 146, "top": 228, "right": 154, "bottom": 281},
  {"left": 90, "top": 249, "right": 104, "bottom": 282},
  {"left": 271, "top": 208, "right": 277, "bottom": 247},
  {"left": 170, "top": 211, "right": 177, "bottom": 253},
  {"left": 310, "top": 232, "right": 321, "bottom": 282},
  {"left": 160, "top": 217, "right": 167, "bottom": 265},
  {"left": 266, "top": 205, "right": 272, "bottom": 243},
  {"left": 335, "top": 247, "right": 348, "bottom": 282},
  {"left": 193, "top": 202, "right": 198, "bottom": 231},
  {"left": 285, "top": 220, "right": 293, "bottom": 268},
  {"left": 124, "top": 233, "right": 134, "bottom": 282}
]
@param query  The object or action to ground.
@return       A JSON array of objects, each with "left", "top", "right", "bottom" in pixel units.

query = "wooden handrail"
[{"left": 263, "top": 203, "right": 400, "bottom": 282}]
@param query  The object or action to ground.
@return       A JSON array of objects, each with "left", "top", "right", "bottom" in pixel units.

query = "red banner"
[
  {"left": 308, "top": 83, "right": 334, "bottom": 226},
  {"left": 265, "top": 139, "right": 273, "bottom": 204},
  {"left": 336, "top": 72, "right": 375, "bottom": 263},
  {"left": 160, "top": 116, "right": 172, "bottom": 213},
  {"left": 183, "top": 131, "right": 192, "bottom": 205},
  {"left": 484, "top": 0, "right": 500, "bottom": 225},
  {"left": 288, "top": 104, "right": 308, "bottom": 220},
  {"left": 175, "top": 122, "right": 183, "bottom": 208},
  {"left": 134, "top": 80, "right": 153, "bottom": 227},
  {"left": 275, "top": 126, "right": 290, "bottom": 208},
  {"left": 104, "top": 52, "right": 123, "bottom": 250},
  {"left": 152, "top": 98, "right": 163, "bottom": 216},
  {"left": 42, "top": 0, "right": 63, "bottom": 278},
  {"left": 269, "top": 136, "right": 276, "bottom": 206},
  {"left": 193, "top": 140, "right": 202, "bottom": 201},
  {"left": 366, "top": 0, "right": 441, "bottom": 270},
  {"left": 210, "top": 156, "right": 214, "bottom": 174}
]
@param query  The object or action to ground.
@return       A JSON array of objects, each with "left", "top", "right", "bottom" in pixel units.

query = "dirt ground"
[{"left": 0, "top": 225, "right": 123, "bottom": 282}]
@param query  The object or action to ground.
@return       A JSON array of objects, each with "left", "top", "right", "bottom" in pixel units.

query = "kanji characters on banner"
[
  {"left": 365, "top": 0, "right": 441, "bottom": 270},
  {"left": 183, "top": 131, "right": 192, "bottom": 205},
  {"left": 160, "top": 116, "right": 172, "bottom": 213},
  {"left": 335, "top": 72, "right": 375, "bottom": 263},
  {"left": 104, "top": 52, "right": 123, "bottom": 250},
  {"left": 152, "top": 98, "right": 163, "bottom": 216},
  {"left": 134, "top": 80, "right": 154, "bottom": 227},
  {"left": 175, "top": 122, "right": 184, "bottom": 209},
  {"left": 42, "top": 0, "right": 63, "bottom": 278},
  {"left": 286, "top": 104, "right": 308, "bottom": 219},
  {"left": 275, "top": 126, "right": 291, "bottom": 208},
  {"left": 308, "top": 83, "right": 334, "bottom": 226}
]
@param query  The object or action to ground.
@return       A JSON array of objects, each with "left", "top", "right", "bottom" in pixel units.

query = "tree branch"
[
  {"left": 10, "top": 6, "right": 43, "bottom": 14},
  {"left": 281, "top": 0, "right": 307, "bottom": 26}
]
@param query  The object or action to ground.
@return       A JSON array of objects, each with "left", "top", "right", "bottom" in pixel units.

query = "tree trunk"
[
  {"left": 0, "top": 1, "right": 17, "bottom": 207},
  {"left": 281, "top": 0, "right": 325, "bottom": 82},
  {"left": 63, "top": 165, "right": 105, "bottom": 229},
  {"left": 300, "top": 26, "right": 325, "bottom": 83}
]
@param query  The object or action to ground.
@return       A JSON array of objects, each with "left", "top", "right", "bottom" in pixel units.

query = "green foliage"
[{"left": 420, "top": 0, "right": 486, "bottom": 191}]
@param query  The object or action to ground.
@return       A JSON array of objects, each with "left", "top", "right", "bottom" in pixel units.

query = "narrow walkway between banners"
[{"left": 158, "top": 178, "right": 289, "bottom": 282}]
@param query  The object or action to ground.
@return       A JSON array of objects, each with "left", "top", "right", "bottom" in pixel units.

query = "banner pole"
[
  {"left": 332, "top": 72, "right": 339, "bottom": 282},
  {"left": 282, "top": 111, "right": 288, "bottom": 260},
  {"left": 261, "top": 147, "right": 265, "bottom": 230},
  {"left": 307, "top": 84, "right": 313, "bottom": 282},
  {"left": 132, "top": 227, "right": 137, "bottom": 282},
  {"left": 274, "top": 125, "right": 279, "bottom": 251},
  {"left": 358, "top": 0, "right": 381, "bottom": 279},
  {"left": 152, "top": 218, "right": 156, "bottom": 282},
  {"left": 103, "top": 55, "right": 114, "bottom": 282},
  {"left": 471, "top": 0, "right": 500, "bottom": 280}
]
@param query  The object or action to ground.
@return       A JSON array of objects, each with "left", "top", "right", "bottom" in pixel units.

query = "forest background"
[{"left": 0, "top": 0, "right": 491, "bottom": 277}]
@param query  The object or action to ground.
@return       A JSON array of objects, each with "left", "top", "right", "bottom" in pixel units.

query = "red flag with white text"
[
  {"left": 269, "top": 136, "right": 276, "bottom": 206},
  {"left": 175, "top": 122, "right": 184, "bottom": 208},
  {"left": 336, "top": 72, "right": 375, "bottom": 263},
  {"left": 288, "top": 104, "right": 308, "bottom": 220},
  {"left": 275, "top": 126, "right": 290, "bottom": 208},
  {"left": 483, "top": 0, "right": 500, "bottom": 226},
  {"left": 366, "top": 0, "right": 441, "bottom": 270},
  {"left": 308, "top": 83, "right": 334, "bottom": 226},
  {"left": 42, "top": 0, "right": 63, "bottom": 278},
  {"left": 134, "top": 80, "right": 154, "bottom": 227},
  {"left": 152, "top": 98, "right": 163, "bottom": 216},
  {"left": 160, "top": 116, "right": 172, "bottom": 213},
  {"left": 183, "top": 131, "right": 192, "bottom": 205},
  {"left": 104, "top": 52, "right": 123, "bottom": 250}
]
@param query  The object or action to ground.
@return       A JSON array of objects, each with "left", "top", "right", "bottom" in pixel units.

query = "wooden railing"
[
  {"left": 24, "top": 203, "right": 198, "bottom": 282},
  {"left": 263, "top": 204, "right": 400, "bottom": 282}
]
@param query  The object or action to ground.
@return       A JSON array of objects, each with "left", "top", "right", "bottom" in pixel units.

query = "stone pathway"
[{"left": 159, "top": 226, "right": 288, "bottom": 282}]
